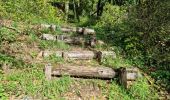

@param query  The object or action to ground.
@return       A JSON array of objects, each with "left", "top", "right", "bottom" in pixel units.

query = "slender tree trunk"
[
  {"left": 97, "top": 0, "right": 101, "bottom": 17},
  {"left": 97, "top": 0, "right": 105, "bottom": 17},
  {"left": 72, "top": 0, "right": 77, "bottom": 21},
  {"left": 65, "top": 1, "right": 69, "bottom": 22}
]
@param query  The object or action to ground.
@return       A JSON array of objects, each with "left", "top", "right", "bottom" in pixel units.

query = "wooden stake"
[{"left": 45, "top": 63, "right": 52, "bottom": 80}]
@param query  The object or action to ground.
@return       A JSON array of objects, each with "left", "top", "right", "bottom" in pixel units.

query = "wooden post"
[
  {"left": 45, "top": 63, "right": 52, "bottom": 80},
  {"left": 120, "top": 67, "right": 142, "bottom": 88},
  {"left": 52, "top": 65, "right": 116, "bottom": 79}
]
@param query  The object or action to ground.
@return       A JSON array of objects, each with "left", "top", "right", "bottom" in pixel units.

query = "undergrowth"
[{"left": 2, "top": 65, "right": 72, "bottom": 99}]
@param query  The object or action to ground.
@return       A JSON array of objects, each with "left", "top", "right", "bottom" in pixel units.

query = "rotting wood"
[
  {"left": 51, "top": 65, "right": 116, "bottom": 79},
  {"left": 63, "top": 51, "right": 96, "bottom": 60}
]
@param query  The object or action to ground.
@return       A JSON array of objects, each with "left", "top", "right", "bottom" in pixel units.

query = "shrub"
[{"left": 0, "top": 0, "right": 60, "bottom": 23}]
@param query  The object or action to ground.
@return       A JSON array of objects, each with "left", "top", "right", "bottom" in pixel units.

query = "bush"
[{"left": 0, "top": 0, "right": 60, "bottom": 23}]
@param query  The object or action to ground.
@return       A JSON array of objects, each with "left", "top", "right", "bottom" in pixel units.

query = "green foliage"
[
  {"left": 108, "top": 78, "right": 158, "bottom": 100},
  {"left": 45, "top": 54, "right": 64, "bottom": 64},
  {"left": 102, "top": 56, "right": 132, "bottom": 68},
  {"left": 39, "top": 40, "right": 70, "bottom": 50},
  {"left": 97, "top": 4, "right": 126, "bottom": 27},
  {"left": 108, "top": 81, "right": 132, "bottom": 100},
  {"left": 43, "top": 76, "right": 72, "bottom": 99},
  {"left": 0, "top": 0, "right": 60, "bottom": 23},
  {"left": 3, "top": 67, "right": 72, "bottom": 99},
  {"left": 151, "top": 70, "right": 170, "bottom": 90},
  {"left": 0, "top": 53, "right": 26, "bottom": 68},
  {"left": 129, "top": 78, "right": 158, "bottom": 100},
  {"left": 0, "top": 83, "right": 7, "bottom": 100},
  {"left": 0, "top": 27, "right": 17, "bottom": 43}
]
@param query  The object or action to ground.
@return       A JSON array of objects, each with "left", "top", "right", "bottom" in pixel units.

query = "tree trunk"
[
  {"left": 52, "top": 65, "right": 117, "bottom": 79},
  {"left": 97, "top": 0, "right": 105, "bottom": 17},
  {"left": 65, "top": 1, "right": 69, "bottom": 21}
]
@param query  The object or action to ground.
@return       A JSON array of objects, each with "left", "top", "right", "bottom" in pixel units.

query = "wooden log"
[
  {"left": 60, "top": 26, "right": 95, "bottom": 35},
  {"left": 97, "top": 51, "right": 116, "bottom": 62},
  {"left": 41, "top": 34, "right": 56, "bottom": 41},
  {"left": 63, "top": 51, "right": 96, "bottom": 60},
  {"left": 52, "top": 65, "right": 116, "bottom": 79},
  {"left": 45, "top": 63, "right": 52, "bottom": 80},
  {"left": 60, "top": 27, "right": 73, "bottom": 33},
  {"left": 120, "top": 67, "right": 142, "bottom": 88}
]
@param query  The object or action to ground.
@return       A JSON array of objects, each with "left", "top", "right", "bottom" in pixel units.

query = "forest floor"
[{"left": 0, "top": 21, "right": 169, "bottom": 100}]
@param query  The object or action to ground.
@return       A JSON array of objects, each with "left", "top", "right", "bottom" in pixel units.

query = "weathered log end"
[
  {"left": 120, "top": 67, "right": 142, "bottom": 88},
  {"left": 45, "top": 63, "right": 52, "bottom": 80}
]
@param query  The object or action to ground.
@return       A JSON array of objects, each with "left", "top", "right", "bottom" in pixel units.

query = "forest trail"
[{"left": 1, "top": 22, "right": 169, "bottom": 100}]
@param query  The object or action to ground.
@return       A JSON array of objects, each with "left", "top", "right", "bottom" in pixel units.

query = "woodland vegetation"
[{"left": 0, "top": 0, "right": 169, "bottom": 99}]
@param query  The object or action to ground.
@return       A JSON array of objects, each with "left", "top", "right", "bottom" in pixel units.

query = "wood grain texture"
[{"left": 52, "top": 65, "right": 116, "bottom": 79}]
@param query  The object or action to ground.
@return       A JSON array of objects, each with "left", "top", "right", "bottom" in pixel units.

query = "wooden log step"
[
  {"left": 37, "top": 24, "right": 96, "bottom": 35},
  {"left": 40, "top": 50, "right": 116, "bottom": 62},
  {"left": 41, "top": 34, "right": 94, "bottom": 47},
  {"left": 44, "top": 64, "right": 142, "bottom": 89},
  {"left": 60, "top": 27, "right": 95, "bottom": 35},
  {"left": 45, "top": 65, "right": 117, "bottom": 79},
  {"left": 44, "top": 64, "right": 141, "bottom": 81},
  {"left": 63, "top": 51, "right": 96, "bottom": 60},
  {"left": 56, "top": 35, "right": 85, "bottom": 44}
]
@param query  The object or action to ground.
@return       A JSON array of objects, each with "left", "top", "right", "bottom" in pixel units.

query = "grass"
[
  {"left": 102, "top": 56, "right": 132, "bottom": 68},
  {"left": 44, "top": 54, "right": 64, "bottom": 64},
  {"left": 0, "top": 20, "right": 161, "bottom": 100},
  {"left": 2, "top": 65, "right": 72, "bottom": 99},
  {"left": 39, "top": 40, "right": 70, "bottom": 50}
]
